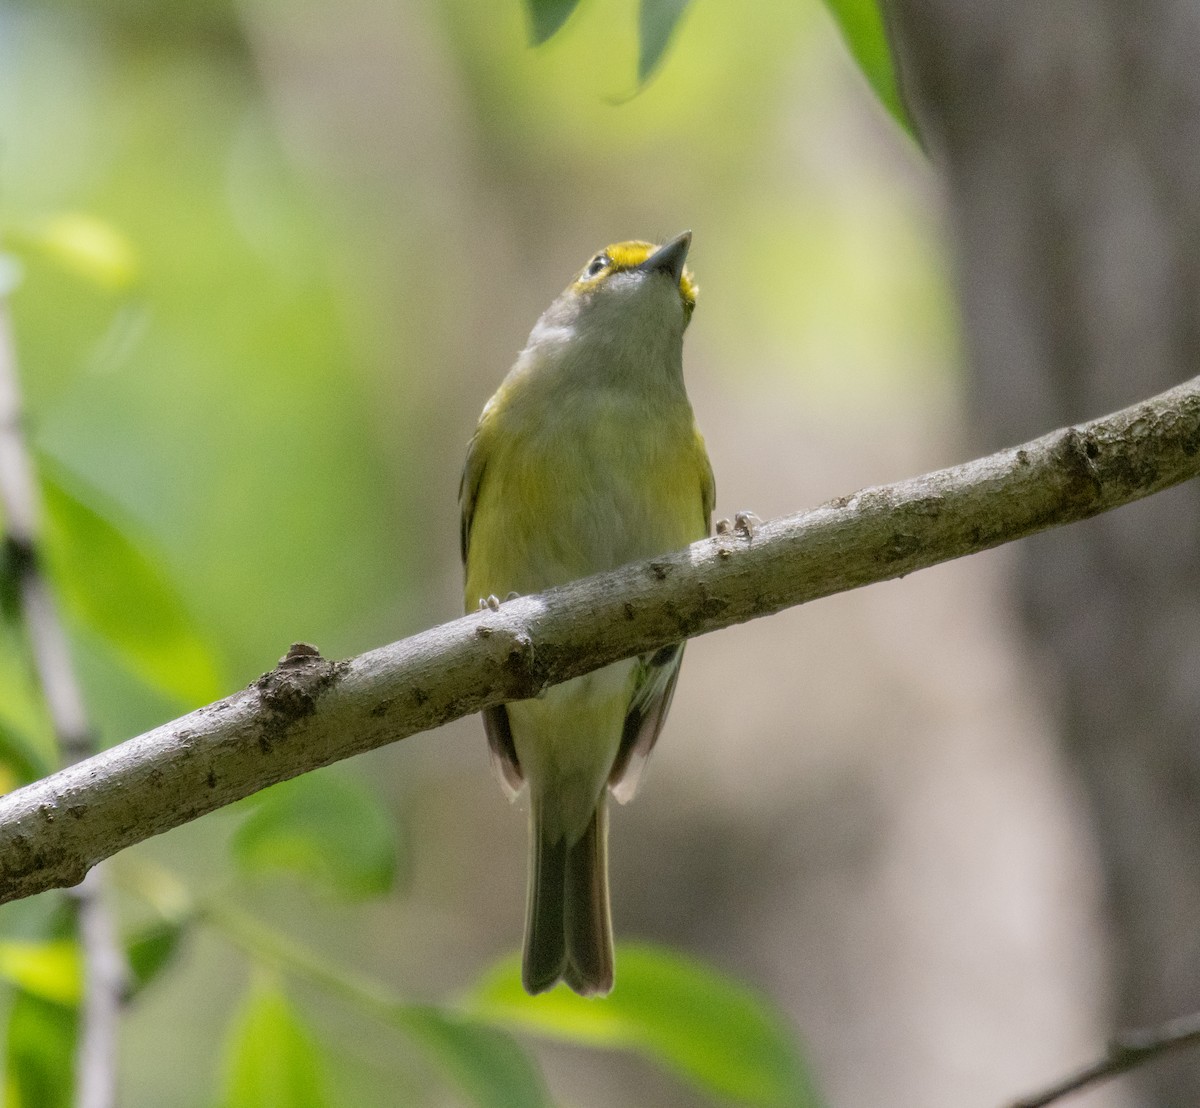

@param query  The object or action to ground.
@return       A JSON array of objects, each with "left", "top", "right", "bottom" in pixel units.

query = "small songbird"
[{"left": 460, "top": 232, "right": 714, "bottom": 996}]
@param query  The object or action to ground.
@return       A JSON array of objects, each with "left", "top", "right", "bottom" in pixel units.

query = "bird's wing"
[
  {"left": 609, "top": 644, "right": 685, "bottom": 803},
  {"left": 460, "top": 419, "right": 525, "bottom": 795},
  {"left": 700, "top": 439, "right": 716, "bottom": 524},
  {"left": 483, "top": 705, "right": 524, "bottom": 797},
  {"left": 459, "top": 426, "right": 487, "bottom": 565},
  {"left": 610, "top": 442, "right": 713, "bottom": 804}
]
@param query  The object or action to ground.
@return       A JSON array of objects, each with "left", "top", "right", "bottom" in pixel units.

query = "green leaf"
[
  {"left": 38, "top": 461, "right": 224, "bottom": 707},
  {"left": 0, "top": 714, "right": 54, "bottom": 786},
  {"left": 4, "top": 989, "right": 77, "bottom": 1108},
  {"left": 221, "top": 980, "right": 330, "bottom": 1108},
  {"left": 638, "top": 0, "right": 691, "bottom": 82},
  {"left": 231, "top": 771, "right": 398, "bottom": 900},
  {"left": 399, "top": 1006, "right": 551, "bottom": 1108},
  {"left": 3, "top": 909, "right": 79, "bottom": 1108},
  {"left": 0, "top": 605, "right": 58, "bottom": 777},
  {"left": 125, "top": 917, "right": 187, "bottom": 996},
  {"left": 819, "top": 0, "right": 913, "bottom": 136},
  {"left": 525, "top": 0, "right": 583, "bottom": 44},
  {"left": 468, "top": 944, "right": 822, "bottom": 1108},
  {"left": 7, "top": 213, "right": 139, "bottom": 292},
  {"left": 0, "top": 939, "right": 81, "bottom": 1005}
]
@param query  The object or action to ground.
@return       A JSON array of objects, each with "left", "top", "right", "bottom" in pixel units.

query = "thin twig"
[
  {"left": 0, "top": 375, "right": 1199, "bottom": 904},
  {"left": 0, "top": 309, "right": 93, "bottom": 761},
  {"left": 200, "top": 898, "right": 511, "bottom": 1099},
  {"left": 0, "top": 300, "right": 125, "bottom": 1108},
  {"left": 201, "top": 899, "right": 403, "bottom": 1021},
  {"left": 69, "top": 870, "right": 126, "bottom": 1108},
  {"left": 1010, "top": 1010, "right": 1200, "bottom": 1107}
]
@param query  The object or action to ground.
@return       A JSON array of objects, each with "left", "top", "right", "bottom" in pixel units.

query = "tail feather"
[
  {"left": 523, "top": 802, "right": 568, "bottom": 994},
  {"left": 522, "top": 799, "right": 614, "bottom": 997},
  {"left": 563, "top": 801, "right": 613, "bottom": 997}
]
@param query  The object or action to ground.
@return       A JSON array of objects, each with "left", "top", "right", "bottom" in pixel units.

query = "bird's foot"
[
  {"left": 476, "top": 592, "right": 520, "bottom": 612},
  {"left": 716, "top": 512, "right": 760, "bottom": 538},
  {"left": 734, "top": 510, "right": 760, "bottom": 538}
]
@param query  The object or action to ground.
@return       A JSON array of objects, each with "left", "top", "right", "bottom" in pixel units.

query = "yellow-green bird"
[{"left": 460, "top": 232, "right": 714, "bottom": 997}]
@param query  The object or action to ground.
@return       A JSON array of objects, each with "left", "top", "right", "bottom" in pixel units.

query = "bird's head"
[
  {"left": 508, "top": 232, "right": 699, "bottom": 397},
  {"left": 567, "top": 231, "right": 697, "bottom": 324},
  {"left": 532, "top": 231, "right": 698, "bottom": 351}
]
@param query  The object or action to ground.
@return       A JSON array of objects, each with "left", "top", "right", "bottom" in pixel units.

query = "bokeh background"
[{"left": 0, "top": 0, "right": 1129, "bottom": 1104}]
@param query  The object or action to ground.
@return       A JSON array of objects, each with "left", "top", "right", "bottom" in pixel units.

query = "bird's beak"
[{"left": 637, "top": 231, "right": 691, "bottom": 282}]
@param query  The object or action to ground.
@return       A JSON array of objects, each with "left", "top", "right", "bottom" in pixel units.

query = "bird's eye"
[{"left": 585, "top": 254, "right": 610, "bottom": 278}]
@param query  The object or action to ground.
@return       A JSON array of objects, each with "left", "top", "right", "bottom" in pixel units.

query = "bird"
[{"left": 459, "top": 231, "right": 714, "bottom": 996}]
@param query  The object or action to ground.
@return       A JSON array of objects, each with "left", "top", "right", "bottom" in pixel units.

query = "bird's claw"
[
  {"left": 734, "top": 511, "right": 760, "bottom": 538},
  {"left": 476, "top": 592, "right": 517, "bottom": 612},
  {"left": 715, "top": 518, "right": 731, "bottom": 535}
]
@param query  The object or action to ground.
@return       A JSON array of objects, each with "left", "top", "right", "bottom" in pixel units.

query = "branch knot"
[{"left": 255, "top": 644, "right": 342, "bottom": 725}]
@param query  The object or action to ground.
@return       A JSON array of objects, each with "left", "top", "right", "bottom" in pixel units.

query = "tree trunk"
[{"left": 886, "top": 0, "right": 1200, "bottom": 1100}]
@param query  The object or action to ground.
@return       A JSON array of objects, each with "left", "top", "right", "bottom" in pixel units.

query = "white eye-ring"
[{"left": 585, "top": 254, "right": 610, "bottom": 278}]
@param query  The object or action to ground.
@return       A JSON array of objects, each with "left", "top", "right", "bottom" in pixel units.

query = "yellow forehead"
[
  {"left": 578, "top": 239, "right": 698, "bottom": 314},
  {"left": 605, "top": 241, "right": 659, "bottom": 268}
]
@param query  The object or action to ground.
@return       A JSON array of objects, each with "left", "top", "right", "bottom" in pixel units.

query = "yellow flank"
[{"left": 464, "top": 397, "right": 710, "bottom": 605}]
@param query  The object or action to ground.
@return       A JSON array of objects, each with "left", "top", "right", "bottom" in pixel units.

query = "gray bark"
[
  {"left": 886, "top": 1, "right": 1200, "bottom": 1100},
  {"left": 0, "top": 378, "right": 1198, "bottom": 905}
]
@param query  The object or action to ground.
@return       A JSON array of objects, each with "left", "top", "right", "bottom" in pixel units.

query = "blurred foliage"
[
  {"left": 124, "top": 916, "right": 188, "bottom": 998},
  {"left": 200, "top": 894, "right": 809, "bottom": 1106},
  {"left": 2, "top": 906, "right": 78, "bottom": 1108},
  {"left": 220, "top": 979, "right": 332, "bottom": 1108},
  {"left": 231, "top": 770, "right": 400, "bottom": 900},
  {"left": 637, "top": 0, "right": 693, "bottom": 83},
  {"left": 471, "top": 945, "right": 821, "bottom": 1107},
  {"left": 524, "top": 0, "right": 906, "bottom": 121},
  {"left": 6, "top": 213, "right": 139, "bottom": 292},
  {"left": 525, "top": 0, "right": 581, "bottom": 44},
  {"left": 524, "top": 0, "right": 697, "bottom": 83},
  {"left": 0, "top": 714, "right": 53, "bottom": 788},
  {"left": 819, "top": 0, "right": 912, "bottom": 134},
  {"left": 0, "top": 0, "right": 946, "bottom": 1102},
  {"left": 4, "top": 988, "right": 77, "bottom": 1108},
  {"left": 397, "top": 1007, "right": 552, "bottom": 1108},
  {"left": 0, "top": 940, "right": 81, "bottom": 1006},
  {"left": 40, "top": 461, "right": 224, "bottom": 708}
]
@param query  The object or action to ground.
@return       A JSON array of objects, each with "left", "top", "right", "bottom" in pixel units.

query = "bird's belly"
[
  {"left": 466, "top": 420, "right": 705, "bottom": 602},
  {"left": 506, "top": 658, "right": 637, "bottom": 842}
]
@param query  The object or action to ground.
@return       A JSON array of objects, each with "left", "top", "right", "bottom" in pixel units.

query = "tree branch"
[
  {"left": 1, "top": 376, "right": 1199, "bottom": 905},
  {"left": 1009, "top": 1010, "right": 1200, "bottom": 1107},
  {"left": 0, "top": 300, "right": 124, "bottom": 1108}
]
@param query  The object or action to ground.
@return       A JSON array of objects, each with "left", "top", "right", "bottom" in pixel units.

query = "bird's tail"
[{"left": 523, "top": 798, "right": 613, "bottom": 997}]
